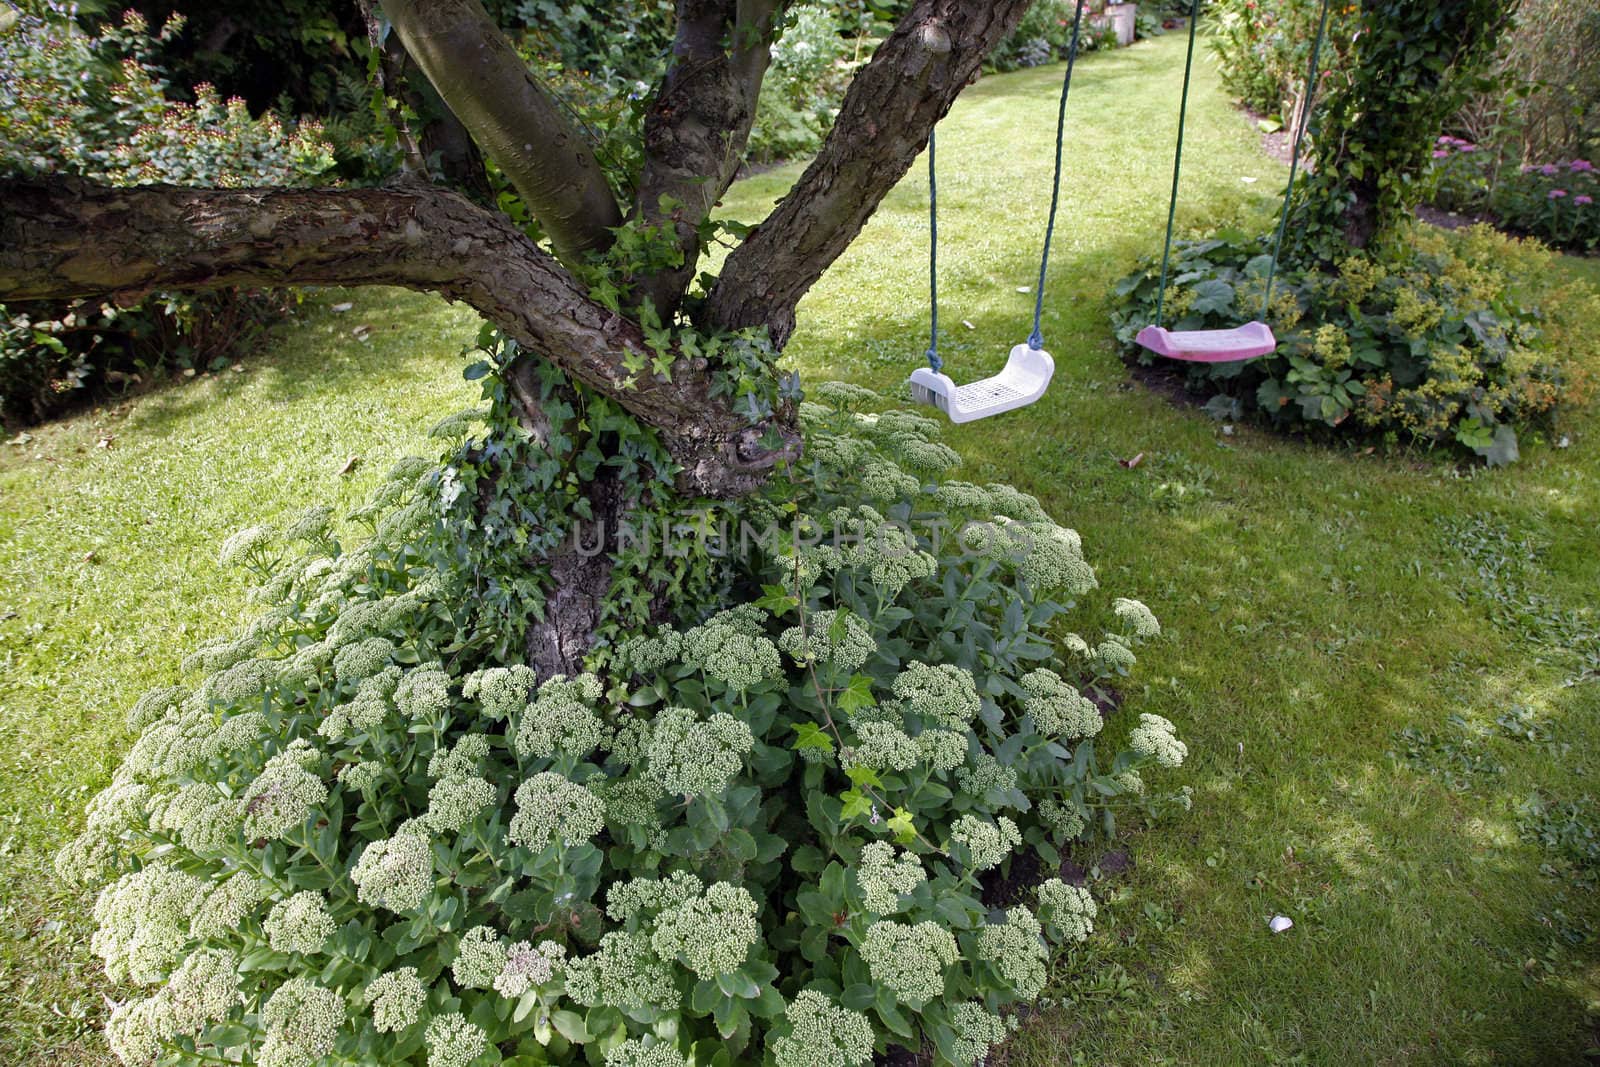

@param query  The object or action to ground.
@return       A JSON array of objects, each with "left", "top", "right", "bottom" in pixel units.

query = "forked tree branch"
[
  {"left": 0, "top": 179, "right": 796, "bottom": 496},
  {"left": 380, "top": 0, "right": 622, "bottom": 265},
  {"left": 705, "top": 0, "right": 1033, "bottom": 341}
]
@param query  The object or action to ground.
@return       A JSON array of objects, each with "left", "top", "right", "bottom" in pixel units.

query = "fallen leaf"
[
  {"left": 352, "top": 325, "right": 372, "bottom": 341},
  {"left": 331, "top": 301, "right": 354, "bottom": 313},
  {"left": 1119, "top": 452, "right": 1145, "bottom": 469},
  {"left": 338, "top": 455, "right": 362, "bottom": 476},
  {"left": 962, "top": 320, "right": 976, "bottom": 330}
]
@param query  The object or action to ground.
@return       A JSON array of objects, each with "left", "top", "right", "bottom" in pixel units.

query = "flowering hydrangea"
[
  {"left": 950, "top": 1002, "right": 1008, "bottom": 1065},
  {"left": 893, "top": 662, "right": 981, "bottom": 730},
  {"left": 452, "top": 925, "right": 508, "bottom": 989},
  {"left": 604, "top": 1038, "right": 693, "bottom": 1067},
  {"left": 649, "top": 881, "right": 761, "bottom": 979},
  {"left": 777, "top": 609, "right": 876, "bottom": 672},
  {"left": 860, "top": 920, "right": 958, "bottom": 1006},
  {"left": 351, "top": 830, "right": 433, "bottom": 912},
  {"left": 950, "top": 814, "right": 1021, "bottom": 871},
  {"left": 240, "top": 741, "right": 327, "bottom": 841},
  {"left": 978, "top": 906, "right": 1047, "bottom": 998},
  {"left": 683, "top": 618, "right": 782, "bottom": 690},
  {"left": 494, "top": 939, "right": 566, "bottom": 997},
  {"left": 425, "top": 1012, "right": 488, "bottom": 1067},
  {"left": 856, "top": 842, "right": 925, "bottom": 913},
  {"left": 770, "top": 989, "right": 874, "bottom": 1067},
  {"left": 366, "top": 966, "right": 428, "bottom": 1033},
  {"left": 516, "top": 673, "right": 605, "bottom": 759},
  {"left": 646, "top": 706, "right": 754, "bottom": 797},
  {"left": 461, "top": 663, "right": 535, "bottom": 720},
  {"left": 264, "top": 891, "right": 335, "bottom": 955},
  {"left": 424, "top": 774, "right": 496, "bottom": 833},
  {"left": 190, "top": 873, "right": 270, "bottom": 940},
  {"left": 1128, "top": 712, "right": 1187, "bottom": 768},
  {"left": 1112, "top": 597, "right": 1161, "bottom": 639},
  {"left": 1037, "top": 878, "right": 1097, "bottom": 942},
  {"left": 394, "top": 665, "right": 453, "bottom": 721},
  {"left": 1020, "top": 668, "right": 1101, "bottom": 739},
  {"left": 507, "top": 772, "right": 605, "bottom": 850},
  {"left": 564, "top": 931, "right": 679, "bottom": 1012},
  {"left": 259, "top": 977, "right": 343, "bottom": 1067},
  {"left": 92, "top": 862, "right": 207, "bottom": 984}
]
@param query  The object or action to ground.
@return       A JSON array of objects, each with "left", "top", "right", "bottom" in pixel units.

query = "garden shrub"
[
  {"left": 1110, "top": 223, "right": 1595, "bottom": 465},
  {"left": 746, "top": 4, "right": 851, "bottom": 163},
  {"left": 0, "top": 5, "right": 333, "bottom": 427},
  {"left": 1204, "top": 0, "right": 1354, "bottom": 118},
  {"left": 60, "top": 359, "right": 1190, "bottom": 1066},
  {"left": 986, "top": 0, "right": 1115, "bottom": 75},
  {"left": 1492, "top": 160, "right": 1599, "bottom": 254}
]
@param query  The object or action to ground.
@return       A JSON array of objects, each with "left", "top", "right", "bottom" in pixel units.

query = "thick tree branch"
[
  {"left": 379, "top": 0, "right": 621, "bottom": 265},
  {"left": 705, "top": 0, "right": 1032, "bottom": 341},
  {"left": 631, "top": 0, "right": 783, "bottom": 317},
  {"left": 0, "top": 178, "right": 796, "bottom": 496}
]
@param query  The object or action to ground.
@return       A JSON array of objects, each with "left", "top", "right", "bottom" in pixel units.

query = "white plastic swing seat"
[
  {"left": 908, "top": 343, "right": 1055, "bottom": 424},
  {"left": 1135, "top": 320, "right": 1277, "bottom": 363}
]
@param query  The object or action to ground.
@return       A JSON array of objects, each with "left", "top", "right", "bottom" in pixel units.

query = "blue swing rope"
[{"left": 925, "top": 0, "right": 1088, "bottom": 372}]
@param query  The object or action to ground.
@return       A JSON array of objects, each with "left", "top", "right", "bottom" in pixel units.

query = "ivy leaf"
[
  {"left": 886, "top": 806, "right": 917, "bottom": 846},
  {"left": 791, "top": 722, "right": 834, "bottom": 755},
  {"left": 836, "top": 674, "right": 876, "bottom": 715},
  {"left": 839, "top": 788, "right": 873, "bottom": 821},
  {"left": 845, "top": 765, "right": 883, "bottom": 791}
]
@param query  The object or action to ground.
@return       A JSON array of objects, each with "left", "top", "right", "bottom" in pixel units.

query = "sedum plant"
[{"left": 62, "top": 373, "right": 1188, "bottom": 1067}]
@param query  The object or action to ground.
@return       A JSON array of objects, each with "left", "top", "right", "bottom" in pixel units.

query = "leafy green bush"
[
  {"left": 746, "top": 4, "right": 851, "bottom": 163},
  {"left": 1493, "top": 160, "right": 1600, "bottom": 253},
  {"left": 60, "top": 362, "right": 1189, "bottom": 1066},
  {"left": 1204, "top": 0, "right": 1354, "bottom": 117},
  {"left": 1110, "top": 224, "right": 1593, "bottom": 465},
  {"left": 987, "top": 0, "right": 1114, "bottom": 74},
  {"left": 0, "top": 5, "right": 333, "bottom": 426}
]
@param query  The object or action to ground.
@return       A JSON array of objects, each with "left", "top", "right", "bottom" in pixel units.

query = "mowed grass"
[{"left": 3, "top": 30, "right": 1599, "bottom": 1065}]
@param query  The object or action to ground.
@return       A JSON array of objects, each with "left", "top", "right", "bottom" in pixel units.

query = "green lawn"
[{"left": 5, "top": 31, "right": 1600, "bottom": 1065}]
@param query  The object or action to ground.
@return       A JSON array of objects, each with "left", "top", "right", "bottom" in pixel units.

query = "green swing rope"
[
  {"left": 1152, "top": 0, "right": 1333, "bottom": 327},
  {"left": 926, "top": 0, "right": 1088, "bottom": 372}
]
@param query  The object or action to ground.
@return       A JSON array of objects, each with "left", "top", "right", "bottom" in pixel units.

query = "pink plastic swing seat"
[{"left": 1135, "top": 320, "right": 1277, "bottom": 363}]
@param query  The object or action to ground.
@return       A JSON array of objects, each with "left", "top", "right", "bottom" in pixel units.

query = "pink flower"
[
  {"left": 1459, "top": 143, "right": 1477, "bottom": 152},
  {"left": 1570, "top": 160, "right": 1594, "bottom": 172},
  {"left": 1432, "top": 150, "right": 1449, "bottom": 159},
  {"left": 1436, "top": 135, "right": 1451, "bottom": 145},
  {"left": 1549, "top": 189, "right": 1567, "bottom": 199},
  {"left": 1521, "top": 164, "right": 1535, "bottom": 174},
  {"left": 1577, "top": 195, "right": 1594, "bottom": 205},
  {"left": 1541, "top": 164, "right": 1561, "bottom": 176}
]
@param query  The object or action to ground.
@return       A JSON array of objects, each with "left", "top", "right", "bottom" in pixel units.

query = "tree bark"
[
  {"left": 380, "top": 0, "right": 622, "bottom": 266},
  {"left": 705, "top": 0, "right": 1033, "bottom": 341},
  {"left": 0, "top": 178, "right": 796, "bottom": 497}
]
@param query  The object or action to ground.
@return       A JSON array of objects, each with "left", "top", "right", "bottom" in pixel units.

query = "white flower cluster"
[
  {"left": 977, "top": 906, "right": 1047, "bottom": 998},
  {"left": 931, "top": 480, "right": 993, "bottom": 512},
  {"left": 190, "top": 873, "right": 270, "bottom": 940},
  {"left": 395, "top": 665, "right": 453, "bottom": 721},
  {"left": 240, "top": 741, "right": 327, "bottom": 841},
  {"left": 683, "top": 613, "right": 783, "bottom": 690},
  {"left": 462, "top": 663, "right": 536, "bottom": 720},
  {"left": 264, "top": 891, "right": 335, "bottom": 955},
  {"left": 1037, "top": 797, "right": 1087, "bottom": 842},
  {"left": 950, "top": 1002, "right": 1008, "bottom": 1066},
  {"left": 986, "top": 482, "right": 1051, "bottom": 522},
  {"left": 844, "top": 720, "right": 919, "bottom": 773},
  {"left": 917, "top": 727, "right": 969, "bottom": 772},
  {"left": 153, "top": 781, "right": 241, "bottom": 854},
  {"left": 283, "top": 503, "right": 333, "bottom": 545},
  {"left": 1037, "top": 878, "right": 1097, "bottom": 942},
  {"left": 494, "top": 938, "right": 566, "bottom": 997},
  {"left": 1128, "top": 713, "right": 1187, "bottom": 768},
  {"left": 425, "top": 1012, "right": 487, "bottom": 1067},
  {"left": 516, "top": 673, "right": 605, "bottom": 759},
  {"left": 428, "top": 733, "right": 492, "bottom": 779},
  {"left": 1013, "top": 521, "right": 1098, "bottom": 594},
  {"left": 564, "top": 931, "right": 679, "bottom": 1013},
  {"left": 106, "top": 996, "right": 170, "bottom": 1066},
  {"left": 955, "top": 753, "right": 1018, "bottom": 797},
  {"left": 607, "top": 870, "right": 705, "bottom": 922},
  {"left": 452, "top": 925, "right": 507, "bottom": 989},
  {"left": 857, "top": 454, "right": 921, "bottom": 501},
  {"left": 424, "top": 773, "right": 496, "bottom": 833},
  {"left": 770, "top": 989, "right": 874, "bottom": 1067},
  {"left": 649, "top": 881, "right": 760, "bottom": 979},
  {"left": 893, "top": 662, "right": 980, "bottom": 730},
  {"left": 218, "top": 524, "right": 274, "bottom": 568},
  {"left": 594, "top": 774, "right": 666, "bottom": 829},
  {"left": 646, "top": 706, "right": 754, "bottom": 797},
  {"left": 615, "top": 629, "right": 686, "bottom": 676},
  {"left": 92, "top": 862, "right": 207, "bottom": 984},
  {"left": 259, "top": 977, "right": 343, "bottom": 1067},
  {"left": 508, "top": 772, "right": 605, "bottom": 850},
  {"left": 856, "top": 842, "right": 925, "bottom": 913},
  {"left": 860, "top": 920, "right": 958, "bottom": 1006},
  {"left": 366, "top": 966, "right": 427, "bottom": 1033},
  {"left": 1020, "top": 668, "right": 1102, "bottom": 739},
  {"left": 950, "top": 814, "right": 1021, "bottom": 871},
  {"left": 337, "top": 759, "right": 384, "bottom": 792},
  {"left": 1091, "top": 638, "right": 1137, "bottom": 676},
  {"left": 318, "top": 666, "right": 397, "bottom": 742},
  {"left": 604, "top": 1037, "right": 692, "bottom": 1067},
  {"left": 826, "top": 506, "right": 936, "bottom": 597},
  {"left": 105, "top": 947, "right": 243, "bottom": 1064},
  {"left": 351, "top": 829, "right": 433, "bottom": 912},
  {"left": 1112, "top": 597, "right": 1161, "bottom": 640},
  {"left": 777, "top": 610, "right": 876, "bottom": 672}
]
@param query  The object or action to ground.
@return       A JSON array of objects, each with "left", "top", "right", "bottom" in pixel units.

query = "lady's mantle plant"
[{"left": 62, "top": 368, "right": 1189, "bottom": 1067}]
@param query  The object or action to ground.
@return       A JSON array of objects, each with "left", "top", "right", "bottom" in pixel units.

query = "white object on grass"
[
  {"left": 908, "top": 343, "right": 1055, "bottom": 424},
  {"left": 1269, "top": 915, "right": 1293, "bottom": 934}
]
